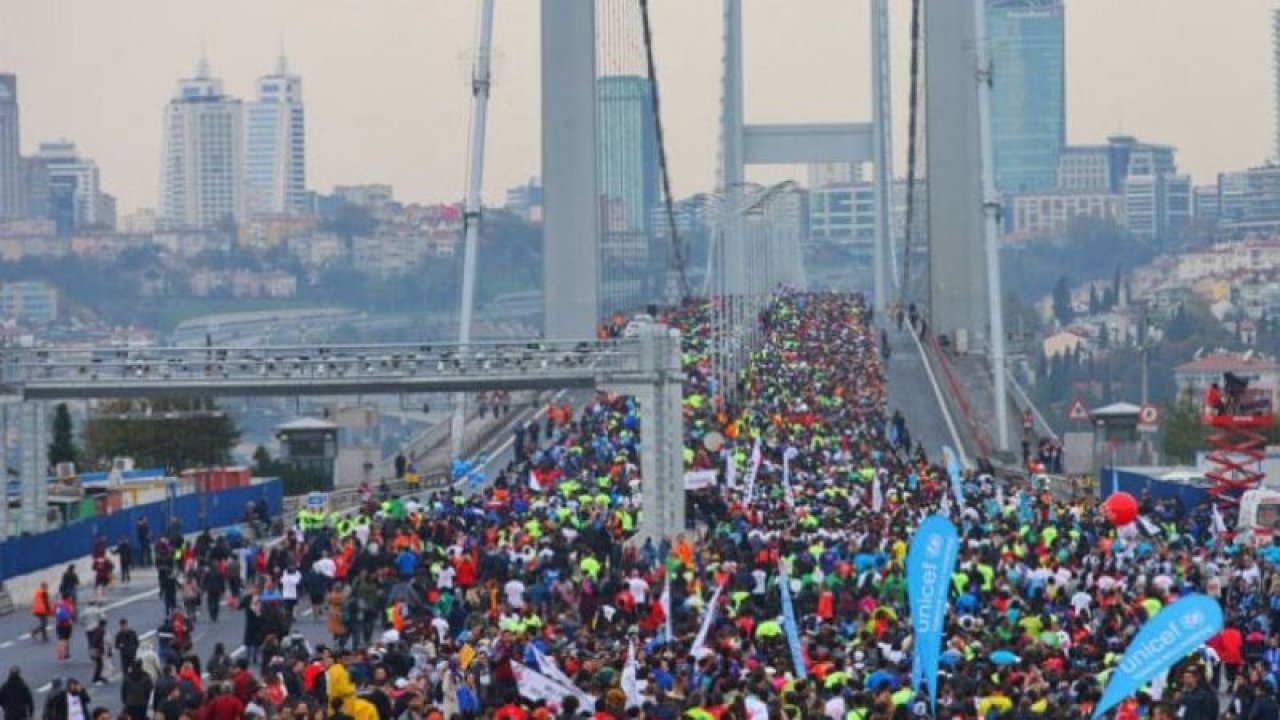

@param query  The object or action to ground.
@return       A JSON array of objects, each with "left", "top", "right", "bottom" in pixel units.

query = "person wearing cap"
[{"left": 0, "top": 666, "right": 33, "bottom": 720}]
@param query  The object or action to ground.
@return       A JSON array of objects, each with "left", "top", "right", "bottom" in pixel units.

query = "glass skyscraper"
[
  {"left": 245, "top": 56, "right": 306, "bottom": 216},
  {"left": 597, "top": 75, "right": 661, "bottom": 318},
  {"left": 986, "top": 0, "right": 1066, "bottom": 196}
]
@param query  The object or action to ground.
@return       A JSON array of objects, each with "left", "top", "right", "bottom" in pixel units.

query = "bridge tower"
[
  {"left": 718, "top": 0, "right": 895, "bottom": 312},
  {"left": 541, "top": 1, "right": 601, "bottom": 340}
]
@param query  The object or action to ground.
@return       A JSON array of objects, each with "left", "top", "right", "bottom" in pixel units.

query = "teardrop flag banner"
[
  {"left": 1093, "top": 594, "right": 1224, "bottom": 720},
  {"left": 907, "top": 514, "right": 960, "bottom": 712}
]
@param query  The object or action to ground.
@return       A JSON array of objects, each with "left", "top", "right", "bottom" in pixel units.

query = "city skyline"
[{"left": 0, "top": 0, "right": 1275, "bottom": 214}]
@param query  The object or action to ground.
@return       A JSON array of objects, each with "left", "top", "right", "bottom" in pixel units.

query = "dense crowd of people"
[{"left": 17, "top": 292, "right": 1280, "bottom": 720}]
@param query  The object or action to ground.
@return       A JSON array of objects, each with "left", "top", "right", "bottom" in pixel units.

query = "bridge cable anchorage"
[
  {"left": 638, "top": 0, "right": 691, "bottom": 303},
  {"left": 899, "top": 0, "right": 923, "bottom": 308}
]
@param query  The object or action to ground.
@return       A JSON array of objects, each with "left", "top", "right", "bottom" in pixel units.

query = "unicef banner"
[
  {"left": 907, "top": 514, "right": 960, "bottom": 711},
  {"left": 1093, "top": 594, "right": 1224, "bottom": 720}
]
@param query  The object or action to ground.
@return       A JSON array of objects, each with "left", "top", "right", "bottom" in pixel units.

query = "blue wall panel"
[{"left": 0, "top": 479, "right": 282, "bottom": 581}]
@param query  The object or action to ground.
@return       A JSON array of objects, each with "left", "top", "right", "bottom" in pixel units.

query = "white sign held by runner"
[{"left": 684, "top": 470, "right": 717, "bottom": 490}]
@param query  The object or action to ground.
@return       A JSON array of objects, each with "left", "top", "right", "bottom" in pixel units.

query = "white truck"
[{"left": 1236, "top": 489, "right": 1280, "bottom": 547}]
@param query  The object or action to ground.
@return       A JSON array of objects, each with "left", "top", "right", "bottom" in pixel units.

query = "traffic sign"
[
  {"left": 305, "top": 492, "right": 329, "bottom": 511},
  {"left": 1067, "top": 397, "right": 1089, "bottom": 422},
  {"left": 1138, "top": 403, "right": 1160, "bottom": 428}
]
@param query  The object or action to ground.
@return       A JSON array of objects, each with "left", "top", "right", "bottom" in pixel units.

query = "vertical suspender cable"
[
  {"left": 900, "top": 0, "right": 923, "bottom": 307},
  {"left": 638, "top": 0, "right": 691, "bottom": 302}
]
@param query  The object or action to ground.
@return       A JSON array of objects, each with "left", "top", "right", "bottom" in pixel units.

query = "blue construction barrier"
[
  {"left": 0, "top": 478, "right": 283, "bottom": 582},
  {"left": 1099, "top": 467, "right": 1211, "bottom": 509}
]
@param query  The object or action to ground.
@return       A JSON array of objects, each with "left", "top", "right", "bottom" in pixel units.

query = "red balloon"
[{"left": 1104, "top": 491, "right": 1138, "bottom": 526}]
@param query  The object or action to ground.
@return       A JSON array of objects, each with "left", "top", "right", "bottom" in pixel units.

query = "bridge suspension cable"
[
  {"left": 638, "top": 0, "right": 690, "bottom": 303},
  {"left": 899, "top": 0, "right": 924, "bottom": 309}
]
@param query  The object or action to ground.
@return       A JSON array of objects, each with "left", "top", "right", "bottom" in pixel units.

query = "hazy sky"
[{"left": 0, "top": 0, "right": 1274, "bottom": 214}]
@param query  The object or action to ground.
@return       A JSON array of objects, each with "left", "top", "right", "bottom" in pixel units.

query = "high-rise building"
[
  {"left": 810, "top": 183, "right": 876, "bottom": 249},
  {"left": 159, "top": 57, "right": 244, "bottom": 229},
  {"left": 0, "top": 75, "right": 20, "bottom": 221},
  {"left": 34, "top": 141, "right": 109, "bottom": 230},
  {"left": 245, "top": 56, "right": 306, "bottom": 216},
  {"left": 1274, "top": 10, "right": 1280, "bottom": 162},
  {"left": 807, "top": 162, "right": 860, "bottom": 190},
  {"left": 986, "top": 0, "right": 1066, "bottom": 196},
  {"left": 597, "top": 76, "right": 658, "bottom": 235},
  {"left": 597, "top": 75, "right": 660, "bottom": 317}
]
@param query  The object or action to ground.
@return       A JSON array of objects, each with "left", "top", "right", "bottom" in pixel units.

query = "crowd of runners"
[{"left": 13, "top": 292, "right": 1280, "bottom": 720}]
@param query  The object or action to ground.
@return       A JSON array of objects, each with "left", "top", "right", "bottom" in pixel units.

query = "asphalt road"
[
  {"left": 883, "top": 324, "right": 966, "bottom": 465},
  {"left": 0, "top": 566, "right": 334, "bottom": 707}
]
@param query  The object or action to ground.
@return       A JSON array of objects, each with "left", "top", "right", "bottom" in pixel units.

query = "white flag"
[
  {"left": 532, "top": 646, "right": 577, "bottom": 690},
  {"left": 742, "top": 438, "right": 763, "bottom": 504},
  {"left": 725, "top": 450, "right": 737, "bottom": 489},
  {"left": 1211, "top": 503, "right": 1228, "bottom": 536},
  {"left": 661, "top": 573, "right": 672, "bottom": 643},
  {"left": 1137, "top": 515, "right": 1161, "bottom": 537},
  {"left": 622, "top": 641, "right": 642, "bottom": 709},
  {"left": 782, "top": 446, "right": 799, "bottom": 509},
  {"left": 512, "top": 661, "right": 597, "bottom": 712},
  {"left": 689, "top": 583, "right": 723, "bottom": 657},
  {"left": 872, "top": 472, "right": 884, "bottom": 512}
]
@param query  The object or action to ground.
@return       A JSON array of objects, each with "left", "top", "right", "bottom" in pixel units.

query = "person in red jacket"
[
  {"left": 231, "top": 659, "right": 257, "bottom": 704},
  {"left": 204, "top": 682, "right": 245, "bottom": 720},
  {"left": 1210, "top": 623, "right": 1245, "bottom": 686}
]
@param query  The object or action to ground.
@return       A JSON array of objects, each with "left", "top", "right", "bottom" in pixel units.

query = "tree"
[
  {"left": 1088, "top": 284, "right": 1100, "bottom": 315},
  {"left": 1052, "top": 276, "right": 1074, "bottom": 327},
  {"left": 48, "top": 403, "right": 79, "bottom": 466},
  {"left": 83, "top": 397, "right": 239, "bottom": 471},
  {"left": 321, "top": 201, "right": 378, "bottom": 244},
  {"left": 1162, "top": 389, "right": 1207, "bottom": 464}
]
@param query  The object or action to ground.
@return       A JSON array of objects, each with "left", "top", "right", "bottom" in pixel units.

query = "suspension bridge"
[{"left": 0, "top": 0, "right": 1035, "bottom": 544}]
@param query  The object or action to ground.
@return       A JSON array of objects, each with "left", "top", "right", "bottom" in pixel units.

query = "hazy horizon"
[{"left": 0, "top": 0, "right": 1274, "bottom": 215}]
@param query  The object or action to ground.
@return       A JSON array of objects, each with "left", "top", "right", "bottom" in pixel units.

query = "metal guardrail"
[
  {"left": 0, "top": 339, "right": 638, "bottom": 400},
  {"left": 921, "top": 330, "right": 992, "bottom": 460},
  {"left": 1005, "top": 367, "right": 1059, "bottom": 443}
]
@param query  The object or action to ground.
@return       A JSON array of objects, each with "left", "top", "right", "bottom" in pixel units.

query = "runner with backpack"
[{"left": 53, "top": 594, "right": 75, "bottom": 662}]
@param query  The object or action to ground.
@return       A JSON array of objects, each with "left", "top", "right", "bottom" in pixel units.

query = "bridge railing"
[
  {"left": 1005, "top": 367, "right": 1059, "bottom": 443},
  {"left": 0, "top": 339, "right": 636, "bottom": 394}
]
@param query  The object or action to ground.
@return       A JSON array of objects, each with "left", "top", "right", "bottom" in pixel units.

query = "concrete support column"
[
  {"left": 607, "top": 324, "right": 685, "bottom": 544},
  {"left": 20, "top": 401, "right": 45, "bottom": 534}
]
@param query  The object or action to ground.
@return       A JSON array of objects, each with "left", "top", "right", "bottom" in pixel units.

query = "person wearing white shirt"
[
  {"left": 504, "top": 578, "right": 526, "bottom": 609},
  {"left": 626, "top": 572, "right": 650, "bottom": 605},
  {"left": 281, "top": 568, "right": 302, "bottom": 617},
  {"left": 437, "top": 565, "right": 456, "bottom": 591}
]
